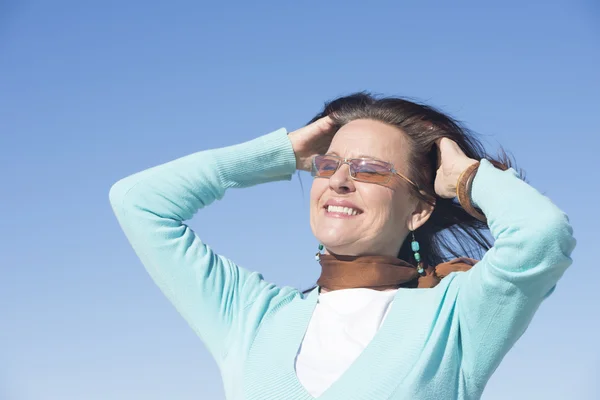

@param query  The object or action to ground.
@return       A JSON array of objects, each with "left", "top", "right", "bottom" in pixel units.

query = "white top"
[{"left": 294, "top": 288, "right": 398, "bottom": 397}]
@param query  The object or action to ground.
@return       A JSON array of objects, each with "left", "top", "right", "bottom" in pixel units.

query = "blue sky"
[{"left": 1, "top": 1, "right": 598, "bottom": 399}]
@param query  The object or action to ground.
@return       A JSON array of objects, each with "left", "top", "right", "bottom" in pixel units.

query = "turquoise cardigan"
[{"left": 109, "top": 128, "right": 575, "bottom": 399}]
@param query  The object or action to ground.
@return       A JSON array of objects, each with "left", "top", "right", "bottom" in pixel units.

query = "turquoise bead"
[
  {"left": 318, "top": 244, "right": 324, "bottom": 251},
  {"left": 411, "top": 241, "right": 420, "bottom": 252},
  {"left": 414, "top": 252, "right": 421, "bottom": 262},
  {"left": 417, "top": 266, "right": 424, "bottom": 274}
]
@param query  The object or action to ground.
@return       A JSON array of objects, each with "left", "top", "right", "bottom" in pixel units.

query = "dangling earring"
[
  {"left": 411, "top": 232, "right": 424, "bottom": 275},
  {"left": 315, "top": 243, "right": 324, "bottom": 261}
]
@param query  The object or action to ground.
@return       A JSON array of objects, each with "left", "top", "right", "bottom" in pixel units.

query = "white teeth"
[{"left": 327, "top": 205, "right": 360, "bottom": 215}]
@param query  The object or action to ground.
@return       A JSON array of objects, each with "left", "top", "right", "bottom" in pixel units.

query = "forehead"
[{"left": 328, "top": 119, "right": 409, "bottom": 165}]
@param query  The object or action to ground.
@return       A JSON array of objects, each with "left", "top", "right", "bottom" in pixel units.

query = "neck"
[
  {"left": 317, "top": 253, "right": 419, "bottom": 291},
  {"left": 323, "top": 242, "right": 405, "bottom": 259},
  {"left": 316, "top": 252, "right": 479, "bottom": 292}
]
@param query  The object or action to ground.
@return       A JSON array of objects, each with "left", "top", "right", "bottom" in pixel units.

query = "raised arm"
[
  {"left": 108, "top": 128, "right": 298, "bottom": 365},
  {"left": 456, "top": 159, "right": 576, "bottom": 388}
]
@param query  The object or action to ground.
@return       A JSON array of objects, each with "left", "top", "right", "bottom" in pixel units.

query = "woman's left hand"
[{"left": 434, "top": 138, "right": 479, "bottom": 199}]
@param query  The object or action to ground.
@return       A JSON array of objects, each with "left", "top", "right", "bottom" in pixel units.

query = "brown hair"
[{"left": 308, "top": 92, "right": 518, "bottom": 271}]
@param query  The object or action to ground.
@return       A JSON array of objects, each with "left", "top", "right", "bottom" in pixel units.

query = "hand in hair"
[
  {"left": 434, "top": 138, "right": 479, "bottom": 199},
  {"left": 288, "top": 116, "right": 336, "bottom": 171}
]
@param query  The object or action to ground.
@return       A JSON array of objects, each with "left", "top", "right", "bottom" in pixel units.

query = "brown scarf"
[{"left": 317, "top": 254, "right": 478, "bottom": 290}]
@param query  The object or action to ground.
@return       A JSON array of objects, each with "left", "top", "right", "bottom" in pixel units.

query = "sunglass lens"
[
  {"left": 314, "top": 156, "right": 339, "bottom": 177},
  {"left": 352, "top": 160, "right": 391, "bottom": 183}
]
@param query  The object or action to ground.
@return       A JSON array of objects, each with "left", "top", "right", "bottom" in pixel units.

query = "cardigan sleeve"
[
  {"left": 109, "top": 128, "right": 298, "bottom": 366},
  {"left": 455, "top": 159, "right": 576, "bottom": 390}
]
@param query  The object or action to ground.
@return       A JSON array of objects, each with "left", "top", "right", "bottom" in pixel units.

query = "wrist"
[
  {"left": 455, "top": 159, "right": 479, "bottom": 193},
  {"left": 456, "top": 160, "right": 486, "bottom": 222},
  {"left": 288, "top": 133, "right": 307, "bottom": 171}
]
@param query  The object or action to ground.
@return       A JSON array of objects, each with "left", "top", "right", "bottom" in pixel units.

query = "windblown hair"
[{"left": 309, "top": 92, "right": 518, "bottom": 271}]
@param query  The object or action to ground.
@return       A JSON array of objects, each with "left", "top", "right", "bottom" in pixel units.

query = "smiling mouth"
[{"left": 324, "top": 205, "right": 363, "bottom": 216}]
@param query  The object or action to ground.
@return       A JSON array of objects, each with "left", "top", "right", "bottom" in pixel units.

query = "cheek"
[
  {"left": 360, "top": 186, "right": 394, "bottom": 212},
  {"left": 389, "top": 191, "right": 415, "bottom": 228},
  {"left": 309, "top": 179, "right": 328, "bottom": 220},
  {"left": 310, "top": 178, "right": 327, "bottom": 203},
  {"left": 361, "top": 186, "right": 412, "bottom": 227}
]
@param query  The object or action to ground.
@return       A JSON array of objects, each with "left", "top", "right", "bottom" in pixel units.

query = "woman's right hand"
[{"left": 288, "top": 116, "right": 336, "bottom": 171}]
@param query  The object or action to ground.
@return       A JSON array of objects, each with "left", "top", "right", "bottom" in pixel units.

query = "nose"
[{"left": 328, "top": 163, "right": 356, "bottom": 194}]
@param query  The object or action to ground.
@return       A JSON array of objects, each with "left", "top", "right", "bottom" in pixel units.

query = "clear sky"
[{"left": 1, "top": 1, "right": 598, "bottom": 399}]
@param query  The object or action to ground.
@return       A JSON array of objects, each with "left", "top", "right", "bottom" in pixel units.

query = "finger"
[
  {"left": 320, "top": 116, "right": 337, "bottom": 137},
  {"left": 434, "top": 138, "right": 444, "bottom": 168},
  {"left": 438, "top": 137, "right": 465, "bottom": 158},
  {"left": 436, "top": 137, "right": 456, "bottom": 150},
  {"left": 448, "top": 257, "right": 479, "bottom": 266},
  {"left": 317, "top": 115, "right": 334, "bottom": 126}
]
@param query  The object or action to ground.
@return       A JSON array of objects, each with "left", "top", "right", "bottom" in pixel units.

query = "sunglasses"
[{"left": 312, "top": 155, "right": 435, "bottom": 205}]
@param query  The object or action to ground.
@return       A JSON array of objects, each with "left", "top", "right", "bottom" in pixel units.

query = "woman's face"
[{"left": 310, "top": 119, "right": 432, "bottom": 257}]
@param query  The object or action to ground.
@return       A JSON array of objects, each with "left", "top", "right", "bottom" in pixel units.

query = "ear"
[{"left": 406, "top": 198, "right": 435, "bottom": 231}]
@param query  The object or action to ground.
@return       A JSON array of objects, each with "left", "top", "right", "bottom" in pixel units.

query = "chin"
[
  {"left": 311, "top": 209, "right": 368, "bottom": 252},
  {"left": 315, "top": 227, "right": 361, "bottom": 254}
]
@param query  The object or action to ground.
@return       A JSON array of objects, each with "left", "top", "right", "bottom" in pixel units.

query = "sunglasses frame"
[{"left": 312, "top": 155, "right": 436, "bottom": 206}]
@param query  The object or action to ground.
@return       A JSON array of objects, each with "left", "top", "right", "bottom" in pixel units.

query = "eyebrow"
[{"left": 326, "top": 151, "right": 381, "bottom": 160}]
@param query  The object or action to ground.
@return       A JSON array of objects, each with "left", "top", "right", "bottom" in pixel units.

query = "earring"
[
  {"left": 315, "top": 243, "right": 324, "bottom": 261},
  {"left": 411, "top": 232, "right": 424, "bottom": 275}
]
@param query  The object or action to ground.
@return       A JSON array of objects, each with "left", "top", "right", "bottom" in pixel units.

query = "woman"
[{"left": 109, "top": 93, "right": 575, "bottom": 399}]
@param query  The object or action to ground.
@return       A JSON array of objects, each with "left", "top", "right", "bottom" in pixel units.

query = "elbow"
[
  {"left": 478, "top": 208, "right": 576, "bottom": 299},
  {"left": 552, "top": 213, "right": 576, "bottom": 268},
  {"left": 535, "top": 208, "right": 576, "bottom": 256},
  {"left": 524, "top": 209, "right": 576, "bottom": 276},
  {"left": 108, "top": 177, "right": 137, "bottom": 214},
  {"left": 108, "top": 179, "right": 125, "bottom": 209}
]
